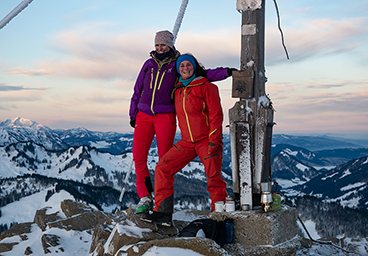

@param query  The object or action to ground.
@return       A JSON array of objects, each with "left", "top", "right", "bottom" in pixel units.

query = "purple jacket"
[{"left": 129, "top": 50, "right": 229, "bottom": 120}]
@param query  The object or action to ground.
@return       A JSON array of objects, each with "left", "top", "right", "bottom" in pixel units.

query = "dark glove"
[
  {"left": 130, "top": 119, "right": 136, "bottom": 128},
  {"left": 208, "top": 142, "right": 217, "bottom": 154},
  {"left": 226, "top": 68, "right": 238, "bottom": 76}
]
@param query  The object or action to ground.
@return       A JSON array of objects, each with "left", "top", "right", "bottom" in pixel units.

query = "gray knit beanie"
[{"left": 155, "top": 30, "right": 174, "bottom": 49}]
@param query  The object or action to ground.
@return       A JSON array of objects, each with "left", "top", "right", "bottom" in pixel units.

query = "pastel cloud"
[
  {"left": 4, "top": 16, "right": 367, "bottom": 82},
  {"left": 268, "top": 80, "right": 368, "bottom": 134},
  {"left": 2, "top": 14, "right": 367, "bottom": 135},
  {"left": 0, "top": 83, "right": 46, "bottom": 91},
  {"left": 5, "top": 67, "right": 51, "bottom": 77},
  {"left": 266, "top": 17, "right": 368, "bottom": 64}
]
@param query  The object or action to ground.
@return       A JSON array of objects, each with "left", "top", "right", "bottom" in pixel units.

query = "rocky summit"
[{"left": 0, "top": 199, "right": 366, "bottom": 256}]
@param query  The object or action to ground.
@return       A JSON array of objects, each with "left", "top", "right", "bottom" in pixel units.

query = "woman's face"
[
  {"left": 155, "top": 44, "right": 170, "bottom": 54},
  {"left": 179, "top": 60, "right": 194, "bottom": 80}
]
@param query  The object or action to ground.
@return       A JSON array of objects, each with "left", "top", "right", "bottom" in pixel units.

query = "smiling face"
[
  {"left": 179, "top": 60, "right": 194, "bottom": 80},
  {"left": 155, "top": 44, "right": 170, "bottom": 54}
]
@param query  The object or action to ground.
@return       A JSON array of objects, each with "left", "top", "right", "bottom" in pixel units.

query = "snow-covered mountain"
[
  {"left": 54, "top": 127, "right": 134, "bottom": 155},
  {"left": 1, "top": 117, "right": 368, "bottom": 255},
  {"left": 271, "top": 149, "right": 320, "bottom": 186},
  {"left": 0, "top": 141, "right": 133, "bottom": 189},
  {"left": 272, "top": 134, "right": 364, "bottom": 151},
  {"left": 0, "top": 140, "right": 233, "bottom": 219},
  {"left": 0, "top": 117, "right": 68, "bottom": 151},
  {"left": 288, "top": 156, "right": 368, "bottom": 213}
]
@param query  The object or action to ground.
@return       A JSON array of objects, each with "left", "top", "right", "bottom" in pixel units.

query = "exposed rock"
[
  {"left": 93, "top": 241, "right": 106, "bottom": 256},
  {"left": 61, "top": 199, "right": 94, "bottom": 218},
  {"left": 223, "top": 236, "right": 301, "bottom": 256},
  {"left": 24, "top": 246, "right": 33, "bottom": 255},
  {"left": 90, "top": 223, "right": 114, "bottom": 253},
  {"left": 124, "top": 204, "right": 137, "bottom": 216},
  {"left": 3, "top": 199, "right": 356, "bottom": 256},
  {"left": 0, "top": 222, "right": 33, "bottom": 241},
  {"left": 0, "top": 242, "right": 18, "bottom": 253},
  {"left": 34, "top": 207, "right": 62, "bottom": 231},
  {"left": 48, "top": 210, "right": 109, "bottom": 231},
  {"left": 101, "top": 215, "right": 182, "bottom": 256},
  {"left": 0, "top": 222, "right": 33, "bottom": 253},
  {"left": 300, "top": 237, "right": 313, "bottom": 248},
  {"left": 123, "top": 237, "right": 228, "bottom": 256},
  {"left": 41, "top": 234, "right": 62, "bottom": 254}
]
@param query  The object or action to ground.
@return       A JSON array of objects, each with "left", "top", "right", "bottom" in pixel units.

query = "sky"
[{"left": 0, "top": 0, "right": 368, "bottom": 139}]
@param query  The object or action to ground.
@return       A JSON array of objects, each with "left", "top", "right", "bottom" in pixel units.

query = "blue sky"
[{"left": 1, "top": 0, "right": 368, "bottom": 138}]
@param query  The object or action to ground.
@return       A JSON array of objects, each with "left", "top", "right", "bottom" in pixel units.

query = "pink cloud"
[{"left": 266, "top": 17, "right": 368, "bottom": 64}]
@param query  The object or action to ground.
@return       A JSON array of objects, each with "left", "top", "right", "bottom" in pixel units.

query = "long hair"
[{"left": 192, "top": 55, "right": 207, "bottom": 78}]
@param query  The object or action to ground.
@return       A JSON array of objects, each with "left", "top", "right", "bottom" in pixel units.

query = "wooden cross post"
[{"left": 229, "top": 0, "right": 274, "bottom": 210}]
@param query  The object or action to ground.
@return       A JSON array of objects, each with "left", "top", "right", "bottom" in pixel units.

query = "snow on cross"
[{"left": 0, "top": 0, "right": 34, "bottom": 30}]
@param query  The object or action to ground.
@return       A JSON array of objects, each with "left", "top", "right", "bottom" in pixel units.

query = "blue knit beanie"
[{"left": 176, "top": 54, "right": 196, "bottom": 72}]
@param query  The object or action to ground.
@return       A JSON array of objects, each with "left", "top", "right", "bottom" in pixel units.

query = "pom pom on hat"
[{"left": 155, "top": 30, "right": 174, "bottom": 49}]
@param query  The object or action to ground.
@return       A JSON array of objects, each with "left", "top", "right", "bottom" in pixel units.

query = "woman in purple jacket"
[{"left": 129, "top": 30, "right": 234, "bottom": 214}]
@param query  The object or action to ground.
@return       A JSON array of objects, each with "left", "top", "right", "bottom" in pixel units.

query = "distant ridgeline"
[{"left": 1, "top": 118, "right": 368, "bottom": 237}]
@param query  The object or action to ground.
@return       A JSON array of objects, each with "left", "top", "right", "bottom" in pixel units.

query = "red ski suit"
[{"left": 154, "top": 77, "right": 227, "bottom": 212}]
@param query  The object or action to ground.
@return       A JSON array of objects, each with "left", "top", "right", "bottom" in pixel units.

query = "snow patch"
[
  {"left": 340, "top": 182, "right": 365, "bottom": 191},
  {"left": 296, "top": 163, "right": 309, "bottom": 172},
  {"left": 362, "top": 157, "right": 368, "bottom": 165},
  {"left": 283, "top": 148, "right": 298, "bottom": 156},
  {"left": 142, "top": 246, "right": 204, "bottom": 256},
  {"left": 116, "top": 219, "right": 152, "bottom": 238},
  {"left": 314, "top": 166, "right": 335, "bottom": 171},
  {"left": 298, "top": 219, "right": 320, "bottom": 239},
  {"left": 339, "top": 169, "right": 351, "bottom": 179},
  {"left": 90, "top": 141, "right": 112, "bottom": 148},
  {"left": 321, "top": 172, "right": 338, "bottom": 180}
]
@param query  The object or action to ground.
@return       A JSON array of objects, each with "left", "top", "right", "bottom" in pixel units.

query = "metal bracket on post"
[{"left": 232, "top": 70, "right": 254, "bottom": 99}]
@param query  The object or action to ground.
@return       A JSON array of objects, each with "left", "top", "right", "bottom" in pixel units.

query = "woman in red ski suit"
[
  {"left": 141, "top": 54, "right": 228, "bottom": 225},
  {"left": 129, "top": 31, "right": 232, "bottom": 213}
]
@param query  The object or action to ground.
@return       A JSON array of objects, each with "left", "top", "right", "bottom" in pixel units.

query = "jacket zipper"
[
  {"left": 151, "top": 59, "right": 171, "bottom": 115},
  {"left": 151, "top": 66, "right": 161, "bottom": 115},
  {"left": 202, "top": 102, "right": 209, "bottom": 126},
  {"left": 158, "top": 70, "right": 166, "bottom": 90},
  {"left": 150, "top": 69, "right": 153, "bottom": 89},
  {"left": 183, "top": 87, "right": 194, "bottom": 142}
]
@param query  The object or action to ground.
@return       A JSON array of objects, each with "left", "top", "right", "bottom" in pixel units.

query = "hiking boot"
[
  {"left": 141, "top": 211, "right": 173, "bottom": 226},
  {"left": 135, "top": 195, "right": 153, "bottom": 214}
]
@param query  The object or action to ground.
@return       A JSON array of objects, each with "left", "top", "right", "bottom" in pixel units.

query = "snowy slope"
[
  {"left": 271, "top": 149, "right": 320, "bottom": 186},
  {"left": 0, "top": 117, "right": 68, "bottom": 150},
  {"left": 285, "top": 156, "right": 368, "bottom": 213},
  {"left": 2, "top": 190, "right": 368, "bottom": 256},
  {"left": 0, "top": 142, "right": 134, "bottom": 190}
]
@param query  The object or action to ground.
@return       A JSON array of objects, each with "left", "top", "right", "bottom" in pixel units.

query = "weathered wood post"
[
  {"left": 210, "top": 2, "right": 299, "bottom": 250},
  {"left": 230, "top": 0, "right": 275, "bottom": 210}
]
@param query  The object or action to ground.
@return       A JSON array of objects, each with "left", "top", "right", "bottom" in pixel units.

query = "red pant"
[
  {"left": 133, "top": 111, "right": 176, "bottom": 198},
  {"left": 154, "top": 138, "right": 227, "bottom": 212}
]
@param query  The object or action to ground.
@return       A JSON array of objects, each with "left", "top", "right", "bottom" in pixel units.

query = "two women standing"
[
  {"left": 129, "top": 30, "right": 233, "bottom": 216},
  {"left": 141, "top": 54, "right": 228, "bottom": 226}
]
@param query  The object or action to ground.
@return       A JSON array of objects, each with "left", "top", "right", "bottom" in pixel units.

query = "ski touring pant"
[
  {"left": 154, "top": 138, "right": 227, "bottom": 213},
  {"left": 133, "top": 111, "right": 176, "bottom": 198}
]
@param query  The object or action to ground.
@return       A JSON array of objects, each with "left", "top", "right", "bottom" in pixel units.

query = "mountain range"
[{"left": 1, "top": 117, "right": 368, "bottom": 239}]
